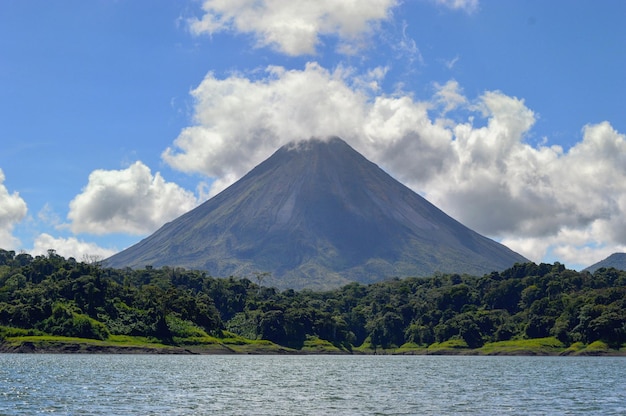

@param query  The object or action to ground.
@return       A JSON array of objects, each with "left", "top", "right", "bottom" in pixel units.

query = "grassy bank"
[
  {"left": 349, "top": 337, "right": 626, "bottom": 356},
  {"left": 3, "top": 333, "right": 624, "bottom": 356},
  {"left": 0, "top": 331, "right": 296, "bottom": 354}
]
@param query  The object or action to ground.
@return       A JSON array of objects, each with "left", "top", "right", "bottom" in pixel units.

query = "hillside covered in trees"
[{"left": 1, "top": 249, "right": 625, "bottom": 354}]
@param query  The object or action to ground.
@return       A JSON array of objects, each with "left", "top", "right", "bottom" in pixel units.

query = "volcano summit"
[{"left": 106, "top": 137, "right": 527, "bottom": 289}]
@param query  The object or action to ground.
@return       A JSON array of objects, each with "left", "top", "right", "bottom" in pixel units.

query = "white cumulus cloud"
[
  {"left": 0, "top": 169, "right": 28, "bottom": 249},
  {"left": 189, "top": 0, "right": 398, "bottom": 56},
  {"left": 162, "top": 62, "right": 626, "bottom": 268},
  {"left": 434, "top": 0, "right": 479, "bottom": 14},
  {"left": 32, "top": 233, "right": 117, "bottom": 261},
  {"left": 434, "top": 80, "right": 467, "bottom": 113},
  {"left": 68, "top": 161, "right": 198, "bottom": 235}
]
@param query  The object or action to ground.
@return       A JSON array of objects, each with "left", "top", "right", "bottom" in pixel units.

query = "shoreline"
[{"left": 2, "top": 339, "right": 625, "bottom": 356}]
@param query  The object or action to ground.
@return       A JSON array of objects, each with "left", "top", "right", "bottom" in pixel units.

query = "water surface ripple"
[{"left": 1, "top": 354, "right": 624, "bottom": 415}]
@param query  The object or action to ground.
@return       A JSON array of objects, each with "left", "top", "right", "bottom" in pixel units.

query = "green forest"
[{"left": 1, "top": 248, "right": 625, "bottom": 354}]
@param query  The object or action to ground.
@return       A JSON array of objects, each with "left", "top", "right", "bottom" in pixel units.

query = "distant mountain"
[
  {"left": 583, "top": 253, "right": 626, "bottom": 273},
  {"left": 105, "top": 137, "right": 528, "bottom": 290}
]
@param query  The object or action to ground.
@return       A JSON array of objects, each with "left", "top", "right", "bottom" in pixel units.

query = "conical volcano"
[
  {"left": 583, "top": 253, "right": 626, "bottom": 273},
  {"left": 105, "top": 137, "right": 527, "bottom": 289}
]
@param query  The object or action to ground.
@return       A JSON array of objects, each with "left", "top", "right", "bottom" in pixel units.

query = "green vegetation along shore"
[{"left": 1, "top": 249, "right": 625, "bottom": 355}]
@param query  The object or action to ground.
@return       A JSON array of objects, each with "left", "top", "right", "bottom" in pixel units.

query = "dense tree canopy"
[{"left": 0, "top": 249, "right": 625, "bottom": 350}]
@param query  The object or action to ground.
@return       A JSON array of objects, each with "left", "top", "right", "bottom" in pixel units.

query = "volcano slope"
[{"left": 106, "top": 137, "right": 527, "bottom": 290}]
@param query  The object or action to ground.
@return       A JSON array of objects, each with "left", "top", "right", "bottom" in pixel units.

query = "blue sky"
[{"left": 1, "top": 0, "right": 625, "bottom": 270}]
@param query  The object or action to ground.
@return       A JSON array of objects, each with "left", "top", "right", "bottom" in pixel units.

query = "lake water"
[{"left": 1, "top": 354, "right": 624, "bottom": 415}]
